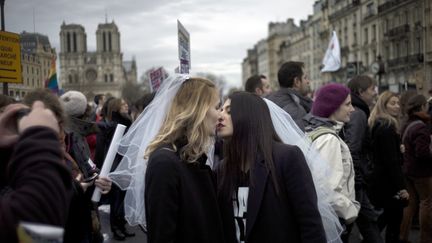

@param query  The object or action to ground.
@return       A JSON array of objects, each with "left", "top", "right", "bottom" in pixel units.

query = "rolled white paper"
[{"left": 91, "top": 124, "right": 126, "bottom": 202}]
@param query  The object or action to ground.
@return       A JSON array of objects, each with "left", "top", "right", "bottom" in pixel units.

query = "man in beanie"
[
  {"left": 304, "top": 83, "right": 360, "bottom": 243},
  {"left": 344, "top": 76, "right": 383, "bottom": 243},
  {"left": 266, "top": 61, "right": 312, "bottom": 131}
]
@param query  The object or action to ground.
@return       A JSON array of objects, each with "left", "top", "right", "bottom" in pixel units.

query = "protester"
[
  {"left": 109, "top": 75, "right": 225, "bottom": 243},
  {"left": 0, "top": 101, "right": 72, "bottom": 243},
  {"left": 94, "top": 98, "right": 134, "bottom": 241},
  {"left": 244, "top": 74, "right": 272, "bottom": 96},
  {"left": 23, "top": 88, "right": 112, "bottom": 243},
  {"left": 400, "top": 94, "right": 432, "bottom": 243},
  {"left": 217, "top": 92, "right": 327, "bottom": 243},
  {"left": 304, "top": 83, "right": 360, "bottom": 242},
  {"left": 60, "top": 91, "right": 99, "bottom": 179},
  {"left": 368, "top": 91, "right": 409, "bottom": 243},
  {"left": 266, "top": 61, "right": 312, "bottom": 130},
  {"left": 130, "top": 92, "right": 155, "bottom": 121},
  {"left": 344, "top": 76, "right": 382, "bottom": 243}
]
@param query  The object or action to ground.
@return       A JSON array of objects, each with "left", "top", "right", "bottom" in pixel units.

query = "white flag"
[{"left": 321, "top": 31, "right": 341, "bottom": 72}]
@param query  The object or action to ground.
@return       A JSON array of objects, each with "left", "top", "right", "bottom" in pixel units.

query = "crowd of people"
[{"left": 0, "top": 60, "right": 431, "bottom": 243}]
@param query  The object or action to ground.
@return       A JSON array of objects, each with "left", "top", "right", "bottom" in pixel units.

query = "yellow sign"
[{"left": 0, "top": 31, "right": 22, "bottom": 83}]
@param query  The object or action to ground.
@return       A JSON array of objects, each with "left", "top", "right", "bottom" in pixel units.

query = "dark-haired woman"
[
  {"left": 94, "top": 98, "right": 134, "bottom": 240},
  {"left": 217, "top": 92, "right": 326, "bottom": 243}
]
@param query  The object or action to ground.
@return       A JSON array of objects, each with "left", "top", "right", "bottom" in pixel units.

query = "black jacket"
[
  {"left": 94, "top": 112, "right": 132, "bottom": 170},
  {"left": 145, "top": 142, "right": 225, "bottom": 243},
  {"left": 218, "top": 142, "right": 326, "bottom": 243},
  {"left": 343, "top": 93, "right": 372, "bottom": 189},
  {"left": 368, "top": 119, "right": 406, "bottom": 207}
]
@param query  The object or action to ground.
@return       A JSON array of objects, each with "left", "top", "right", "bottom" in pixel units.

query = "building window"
[
  {"left": 103, "top": 32, "right": 106, "bottom": 52},
  {"left": 73, "top": 32, "right": 77, "bottom": 52},
  {"left": 67, "top": 32, "right": 71, "bottom": 52},
  {"left": 416, "top": 37, "right": 422, "bottom": 53},
  {"left": 405, "top": 40, "right": 410, "bottom": 56},
  {"left": 364, "top": 28, "right": 368, "bottom": 44},
  {"left": 9, "top": 90, "right": 13, "bottom": 97},
  {"left": 32, "top": 78, "right": 34, "bottom": 87},
  {"left": 68, "top": 75, "right": 73, "bottom": 84},
  {"left": 372, "top": 24, "right": 376, "bottom": 41},
  {"left": 396, "top": 43, "right": 400, "bottom": 58},
  {"left": 110, "top": 74, "right": 114, "bottom": 82},
  {"left": 365, "top": 51, "right": 369, "bottom": 66},
  {"left": 108, "top": 32, "right": 112, "bottom": 52},
  {"left": 104, "top": 74, "right": 108, "bottom": 82}
]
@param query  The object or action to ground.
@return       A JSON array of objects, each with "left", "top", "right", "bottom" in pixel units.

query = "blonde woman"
[
  {"left": 110, "top": 75, "right": 225, "bottom": 243},
  {"left": 368, "top": 91, "right": 408, "bottom": 243}
]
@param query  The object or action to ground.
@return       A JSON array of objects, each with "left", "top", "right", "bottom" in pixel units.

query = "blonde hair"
[
  {"left": 145, "top": 77, "right": 219, "bottom": 163},
  {"left": 368, "top": 91, "right": 400, "bottom": 131}
]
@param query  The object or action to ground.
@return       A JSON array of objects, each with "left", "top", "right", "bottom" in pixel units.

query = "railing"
[
  {"left": 384, "top": 24, "right": 410, "bottom": 38},
  {"left": 329, "top": 3, "right": 359, "bottom": 21},
  {"left": 387, "top": 54, "right": 424, "bottom": 68},
  {"left": 378, "top": 0, "right": 411, "bottom": 14}
]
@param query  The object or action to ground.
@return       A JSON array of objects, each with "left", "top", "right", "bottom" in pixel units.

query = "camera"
[{"left": 14, "top": 108, "right": 31, "bottom": 128}]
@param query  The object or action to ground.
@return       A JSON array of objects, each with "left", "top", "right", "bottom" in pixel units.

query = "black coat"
[
  {"left": 343, "top": 92, "right": 372, "bottom": 189},
  {"left": 218, "top": 142, "right": 327, "bottom": 243},
  {"left": 145, "top": 142, "right": 225, "bottom": 243},
  {"left": 368, "top": 119, "right": 405, "bottom": 207}
]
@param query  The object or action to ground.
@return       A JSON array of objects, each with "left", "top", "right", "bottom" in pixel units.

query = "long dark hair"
[{"left": 218, "top": 92, "right": 282, "bottom": 200}]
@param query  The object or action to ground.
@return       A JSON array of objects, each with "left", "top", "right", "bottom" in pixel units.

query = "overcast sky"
[{"left": 6, "top": 0, "right": 316, "bottom": 88}]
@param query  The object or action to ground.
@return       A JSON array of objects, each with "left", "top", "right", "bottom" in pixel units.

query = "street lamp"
[{"left": 0, "top": 0, "right": 7, "bottom": 95}]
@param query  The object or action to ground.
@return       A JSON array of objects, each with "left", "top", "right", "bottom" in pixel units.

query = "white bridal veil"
[
  {"left": 264, "top": 98, "right": 343, "bottom": 242},
  {"left": 108, "top": 74, "right": 190, "bottom": 227},
  {"left": 109, "top": 74, "right": 342, "bottom": 242}
]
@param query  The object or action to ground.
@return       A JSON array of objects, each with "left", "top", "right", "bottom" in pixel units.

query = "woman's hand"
[
  {"left": 95, "top": 176, "right": 112, "bottom": 194},
  {"left": 398, "top": 189, "right": 409, "bottom": 200}
]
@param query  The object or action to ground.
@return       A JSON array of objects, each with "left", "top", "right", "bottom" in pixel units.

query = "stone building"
[
  {"left": 59, "top": 21, "right": 137, "bottom": 98},
  {"left": 242, "top": 0, "right": 432, "bottom": 94}
]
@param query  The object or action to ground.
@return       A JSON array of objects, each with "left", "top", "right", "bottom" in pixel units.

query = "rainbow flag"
[{"left": 45, "top": 56, "right": 59, "bottom": 94}]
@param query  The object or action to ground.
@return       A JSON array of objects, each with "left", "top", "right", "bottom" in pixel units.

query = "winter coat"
[
  {"left": 401, "top": 112, "right": 432, "bottom": 177},
  {"left": 94, "top": 112, "right": 132, "bottom": 170},
  {"left": 266, "top": 88, "right": 312, "bottom": 131},
  {"left": 145, "top": 139, "right": 225, "bottom": 243},
  {"left": 304, "top": 114, "right": 360, "bottom": 223},
  {"left": 218, "top": 142, "right": 327, "bottom": 243},
  {"left": 368, "top": 119, "right": 406, "bottom": 207},
  {"left": 343, "top": 93, "right": 372, "bottom": 189}
]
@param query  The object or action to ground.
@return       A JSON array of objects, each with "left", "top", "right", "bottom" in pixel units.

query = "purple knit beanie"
[{"left": 312, "top": 83, "right": 350, "bottom": 118}]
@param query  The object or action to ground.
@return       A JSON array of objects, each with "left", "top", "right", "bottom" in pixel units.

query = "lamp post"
[{"left": 0, "top": 0, "right": 8, "bottom": 95}]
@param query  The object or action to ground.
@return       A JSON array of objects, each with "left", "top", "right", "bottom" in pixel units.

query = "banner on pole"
[
  {"left": 177, "top": 20, "right": 190, "bottom": 74},
  {"left": 321, "top": 31, "right": 341, "bottom": 73},
  {"left": 147, "top": 67, "right": 166, "bottom": 92}
]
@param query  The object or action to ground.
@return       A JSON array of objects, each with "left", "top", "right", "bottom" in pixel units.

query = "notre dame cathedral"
[{"left": 59, "top": 21, "right": 137, "bottom": 98}]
